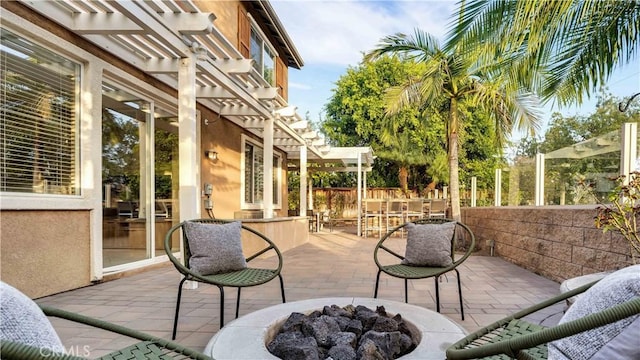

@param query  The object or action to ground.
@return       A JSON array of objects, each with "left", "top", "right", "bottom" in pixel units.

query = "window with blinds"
[
  {"left": 0, "top": 28, "right": 80, "bottom": 195},
  {"left": 244, "top": 141, "right": 280, "bottom": 206}
]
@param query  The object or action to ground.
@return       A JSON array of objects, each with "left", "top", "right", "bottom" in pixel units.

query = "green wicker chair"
[
  {"left": 0, "top": 305, "right": 213, "bottom": 360},
  {"left": 164, "top": 219, "right": 285, "bottom": 340},
  {"left": 373, "top": 218, "right": 475, "bottom": 320},
  {"left": 445, "top": 281, "right": 640, "bottom": 360}
]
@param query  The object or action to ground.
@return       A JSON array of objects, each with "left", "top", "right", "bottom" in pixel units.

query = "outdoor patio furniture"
[
  {"left": 320, "top": 209, "right": 335, "bottom": 232},
  {"left": 405, "top": 199, "right": 424, "bottom": 221},
  {"left": 428, "top": 198, "right": 447, "bottom": 218},
  {"left": 363, "top": 199, "right": 386, "bottom": 238},
  {"left": 373, "top": 218, "right": 475, "bottom": 319},
  {"left": 164, "top": 219, "right": 285, "bottom": 340},
  {"left": 445, "top": 268, "right": 640, "bottom": 360},
  {"left": 0, "top": 282, "right": 212, "bottom": 360},
  {"left": 386, "top": 199, "right": 406, "bottom": 233}
]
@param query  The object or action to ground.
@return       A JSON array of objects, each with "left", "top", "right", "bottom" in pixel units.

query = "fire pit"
[{"left": 204, "top": 297, "right": 467, "bottom": 360}]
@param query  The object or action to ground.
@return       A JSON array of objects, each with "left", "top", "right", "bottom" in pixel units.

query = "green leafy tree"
[
  {"left": 323, "top": 55, "right": 439, "bottom": 190},
  {"left": 450, "top": 0, "right": 640, "bottom": 105},
  {"left": 366, "top": 29, "right": 540, "bottom": 220}
]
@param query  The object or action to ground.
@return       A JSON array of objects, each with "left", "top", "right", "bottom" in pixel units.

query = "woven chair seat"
[
  {"left": 199, "top": 268, "right": 278, "bottom": 287},
  {"left": 460, "top": 319, "right": 548, "bottom": 360},
  {"left": 381, "top": 264, "right": 449, "bottom": 279},
  {"left": 98, "top": 341, "right": 178, "bottom": 360}
]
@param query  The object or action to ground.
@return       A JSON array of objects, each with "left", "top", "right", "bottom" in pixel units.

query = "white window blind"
[
  {"left": 244, "top": 142, "right": 280, "bottom": 206},
  {"left": 0, "top": 28, "right": 80, "bottom": 195}
]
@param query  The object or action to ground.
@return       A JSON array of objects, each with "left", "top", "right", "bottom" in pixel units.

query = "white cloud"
[
  {"left": 271, "top": 0, "right": 457, "bottom": 66},
  {"left": 289, "top": 81, "right": 313, "bottom": 90}
]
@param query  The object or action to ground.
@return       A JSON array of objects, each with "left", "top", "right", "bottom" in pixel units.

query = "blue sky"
[{"left": 271, "top": 0, "right": 640, "bottom": 141}]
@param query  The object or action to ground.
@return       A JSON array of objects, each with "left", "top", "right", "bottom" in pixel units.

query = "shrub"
[{"left": 595, "top": 172, "right": 640, "bottom": 264}]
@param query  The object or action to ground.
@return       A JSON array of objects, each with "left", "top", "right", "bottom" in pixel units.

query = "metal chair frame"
[
  {"left": 446, "top": 280, "right": 640, "bottom": 359},
  {"left": 164, "top": 219, "right": 285, "bottom": 340},
  {"left": 0, "top": 305, "right": 213, "bottom": 360},
  {"left": 373, "top": 218, "right": 475, "bottom": 320}
]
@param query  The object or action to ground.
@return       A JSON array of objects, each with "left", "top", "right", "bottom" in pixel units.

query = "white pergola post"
[
  {"left": 299, "top": 145, "right": 307, "bottom": 215},
  {"left": 471, "top": 176, "right": 477, "bottom": 207},
  {"left": 178, "top": 56, "right": 199, "bottom": 222},
  {"left": 621, "top": 122, "right": 638, "bottom": 183},
  {"left": 308, "top": 179, "right": 313, "bottom": 211},
  {"left": 263, "top": 118, "right": 274, "bottom": 218},
  {"left": 357, "top": 152, "right": 362, "bottom": 237},
  {"left": 535, "top": 153, "right": 545, "bottom": 206},
  {"left": 494, "top": 169, "right": 502, "bottom": 206},
  {"left": 363, "top": 170, "right": 367, "bottom": 199},
  {"left": 178, "top": 56, "right": 199, "bottom": 290}
]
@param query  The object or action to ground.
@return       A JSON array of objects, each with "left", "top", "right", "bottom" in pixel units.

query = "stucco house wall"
[
  {"left": 0, "top": 211, "right": 91, "bottom": 298},
  {"left": 0, "top": 1, "right": 301, "bottom": 298}
]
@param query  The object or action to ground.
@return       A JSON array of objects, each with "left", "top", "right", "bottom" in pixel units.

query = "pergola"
[
  {"left": 289, "top": 146, "right": 376, "bottom": 235},
  {"left": 15, "top": 0, "right": 375, "bottom": 220}
]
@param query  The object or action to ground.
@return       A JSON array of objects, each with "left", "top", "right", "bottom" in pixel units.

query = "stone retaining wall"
[{"left": 461, "top": 206, "right": 632, "bottom": 283}]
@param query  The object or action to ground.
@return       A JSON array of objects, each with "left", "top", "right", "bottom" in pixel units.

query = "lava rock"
[
  {"left": 371, "top": 316, "right": 398, "bottom": 333},
  {"left": 359, "top": 330, "right": 403, "bottom": 359},
  {"left": 268, "top": 332, "right": 319, "bottom": 360},
  {"left": 334, "top": 315, "right": 351, "bottom": 331},
  {"left": 302, "top": 315, "right": 341, "bottom": 347},
  {"left": 328, "top": 344, "right": 357, "bottom": 360},
  {"left": 268, "top": 304, "right": 416, "bottom": 360},
  {"left": 356, "top": 338, "right": 386, "bottom": 360},
  {"left": 345, "top": 319, "right": 363, "bottom": 337},
  {"left": 281, "top": 312, "right": 309, "bottom": 333},
  {"left": 324, "top": 304, "right": 352, "bottom": 318},
  {"left": 329, "top": 331, "right": 357, "bottom": 347}
]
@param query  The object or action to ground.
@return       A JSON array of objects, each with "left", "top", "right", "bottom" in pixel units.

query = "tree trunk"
[
  {"left": 399, "top": 166, "right": 409, "bottom": 197},
  {"left": 449, "top": 101, "right": 461, "bottom": 221}
]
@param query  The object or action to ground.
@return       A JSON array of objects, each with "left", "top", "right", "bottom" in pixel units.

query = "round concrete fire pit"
[{"left": 204, "top": 297, "right": 467, "bottom": 360}]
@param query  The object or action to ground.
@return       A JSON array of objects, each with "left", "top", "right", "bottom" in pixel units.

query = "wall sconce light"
[{"left": 205, "top": 150, "right": 218, "bottom": 161}]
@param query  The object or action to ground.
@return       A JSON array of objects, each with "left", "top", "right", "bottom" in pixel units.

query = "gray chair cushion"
[
  {"left": 548, "top": 264, "right": 640, "bottom": 360},
  {"left": 184, "top": 221, "right": 247, "bottom": 275},
  {"left": 0, "top": 281, "right": 66, "bottom": 354},
  {"left": 402, "top": 221, "right": 455, "bottom": 267}
]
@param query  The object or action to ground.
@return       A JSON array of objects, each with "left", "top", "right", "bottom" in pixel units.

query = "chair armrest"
[
  {"left": 0, "top": 305, "right": 213, "bottom": 360},
  {"left": 447, "top": 296, "right": 640, "bottom": 360},
  {"left": 445, "top": 280, "right": 605, "bottom": 359}
]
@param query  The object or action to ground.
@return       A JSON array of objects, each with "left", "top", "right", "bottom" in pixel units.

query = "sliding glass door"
[{"left": 101, "top": 82, "right": 180, "bottom": 268}]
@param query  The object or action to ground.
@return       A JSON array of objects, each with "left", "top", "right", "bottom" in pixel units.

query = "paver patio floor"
[{"left": 37, "top": 227, "right": 565, "bottom": 357}]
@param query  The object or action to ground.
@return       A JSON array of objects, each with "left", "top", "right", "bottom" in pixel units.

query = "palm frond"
[{"left": 365, "top": 29, "right": 441, "bottom": 63}]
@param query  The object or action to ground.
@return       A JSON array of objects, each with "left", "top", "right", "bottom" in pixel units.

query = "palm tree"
[
  {"left": 449, "top": 0, "right": 640, "bottom": 106},
  {"left": 365, "top": 29, "right": 541, "bottom": 220},
  {"left": 376, "top": 130, "right": 431, "bottom": 197}
]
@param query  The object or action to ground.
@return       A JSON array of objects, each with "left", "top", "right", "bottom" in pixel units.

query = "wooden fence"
[{"left": 313, "top": 187, "right": 420, "bottom": 219}]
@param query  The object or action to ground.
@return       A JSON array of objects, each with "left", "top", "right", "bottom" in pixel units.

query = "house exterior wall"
[
  {"left": 199, "top": 0, "right": 290, "bottom": 100},
  {"left": 0, "top": 211, "right": 91, "bottom": 298},
  {"left": 461, "top": 206, "right": 631, "bottom": 283},
  {"left": 0, "top": 1, "right": 300, "bottom": 297}
]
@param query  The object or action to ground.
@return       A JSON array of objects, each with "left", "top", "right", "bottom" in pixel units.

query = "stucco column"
[
  {"left": 263, "top": 118, "right": 274, "bottom": 218},
  {"left": 178, "top": 56, "right": 199, "bottom": 222},
  {"left": 299, "top": 145, "right": 307, "bottom": 214}
]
